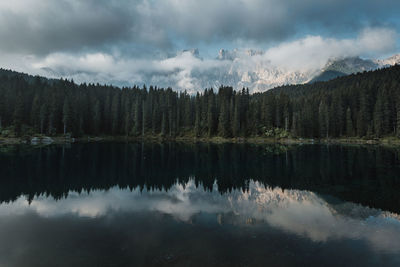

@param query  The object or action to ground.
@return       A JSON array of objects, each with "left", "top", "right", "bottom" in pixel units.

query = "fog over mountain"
[
  {"left": 31, "top": 46, "right": 400, "bottom": 93},
  {"left": 4, "top": 30, "right": 398, "bottom": 93},
  {"left": 0, "top": 1, "right": 399, "bottom": 92}
]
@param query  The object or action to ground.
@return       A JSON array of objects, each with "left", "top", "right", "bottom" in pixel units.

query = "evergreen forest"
[{"left": 0, "top": 65, "right": 400, "bottom": 139}]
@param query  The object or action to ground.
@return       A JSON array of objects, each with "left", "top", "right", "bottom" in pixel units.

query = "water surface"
[{"left": 0, "top": 143, "right": 399, "bottom": 266}]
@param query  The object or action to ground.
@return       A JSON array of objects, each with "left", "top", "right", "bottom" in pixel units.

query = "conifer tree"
[
  {"left": 207, "top": 93, "right": 216, "bottom": 137},
  {"left": 111, "top": 93, "right": 120, "bottom": 135},
  {"left": 318, "top": 100, "right": 329, "bottom": 138},
  {"left": 30, "top": 94, "right": 40, "bottom": 132},
  {"left": 373, "top": 92, "right": 384, "bottom": 137},
  {"left": 218, "top": 100, "right": 230, "bottom": 137},
  {"left": 62, "top": 98, "right": 71, "bottom": 135},
  {"left": 232, "top": 95, "right": 240, "bottom": 137},
  {"left": 346, "top": 107, "right": 354, "bottom": 137},
  {"left": 93, "top": 100, "right": 101, "bottom": 135},
  {"left": 39, "top": 102, "right": 48, "bottom": 134},
  {"left": 13, "top": 92, "right": 24, "bottom": 136}
]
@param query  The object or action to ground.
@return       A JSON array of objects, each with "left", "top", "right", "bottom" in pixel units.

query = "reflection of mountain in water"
[
  {"left": 0, "top": 143, "right": 400, "bottom": 213},
  {"left": 1, "top": 180, "right": 400, "bottom": 255}
]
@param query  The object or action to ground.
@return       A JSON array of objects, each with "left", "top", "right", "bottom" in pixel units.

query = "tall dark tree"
[
  {"left": 207, "top": 92, "right": 217, "bottom": 137},
  {"left": 319, "top": 100, "right": 329, "bottom": 138},
  {"left": 30, "top": 94, "right": 41, "bottom": 132},
  {"left": 93, "top": 99, "right": 101, "bottom": 135},
  {"left": 13, "top": 92, "right": 24, "bottom": 136},
  {"left": 39, "top": 102, "right": 48, "bottom": 134},
  {"left": 346, "top": 107, "right": 354, "bottom": 137},
  {"left": 62, "top": 98, "right": 71, "bottom": 135},
  {"left": 111, "top": 93, "right": 120, "bottom": 135}
]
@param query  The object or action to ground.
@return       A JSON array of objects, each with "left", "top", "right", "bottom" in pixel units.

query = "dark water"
[{"left": 0, "top": 143, "right": 400, "bottom": 267}]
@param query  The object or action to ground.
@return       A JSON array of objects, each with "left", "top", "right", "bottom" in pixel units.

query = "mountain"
[
  {"left": 324, "top": 57, "right": 379, "bottom": 74},
  {"left": 375, "top": 54, "right": 400, "bottom": 66},
  {"left": 309, "top": 70, "right": 347, "bottom": 83},
  {"left": 310, "top": 55, "right": 400, "bottom": 83},
  {"left": 194, "top": 50, "right": 400, "bottom": 91},
  {"left": 8, "top": 49, "right": 400, "bottom": 93},
  {"left": 309, "top": 57, "right": 378, "bottom": 83}
]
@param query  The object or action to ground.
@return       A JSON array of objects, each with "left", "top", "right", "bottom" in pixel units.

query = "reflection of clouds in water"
[{"left": 0, "top": 180, "right": 399, "bottom": 253}]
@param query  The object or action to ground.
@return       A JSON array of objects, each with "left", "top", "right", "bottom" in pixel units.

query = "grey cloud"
[
  {"left": 17, "top": 29, "right": 394, "bottom": 93},
  {"left": 0, "top": 0, "right": 399, "bottom": 56},
  {"left": 0, "top": 1, "right": 142, "bottom": 55}
]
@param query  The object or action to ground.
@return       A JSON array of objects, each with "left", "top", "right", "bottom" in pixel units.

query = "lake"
[{"left": 0, "top": 143, "right": 400, "bottom": 266}]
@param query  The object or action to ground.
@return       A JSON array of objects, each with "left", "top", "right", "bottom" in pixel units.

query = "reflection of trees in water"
[{"left": 0, "top": 143, "right": 399, "bottom": 212}]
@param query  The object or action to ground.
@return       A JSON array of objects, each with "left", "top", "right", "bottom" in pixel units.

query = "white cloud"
[
  {"left": 358, "top": 27, "right": 398, "bottom": 54},
  {"left": 1, "top": 27, "right": 397, "bottom": 93},
  {"left": 264, "top": 27, "right": 398, "bottom": 71}
]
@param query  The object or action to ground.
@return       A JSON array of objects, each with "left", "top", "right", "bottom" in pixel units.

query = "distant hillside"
[
  {"left": 0, "top": 68, "right": 56, "bottom": 84},
  {"left": 309, "top": 70, "right": 347, "bottom": 83}
]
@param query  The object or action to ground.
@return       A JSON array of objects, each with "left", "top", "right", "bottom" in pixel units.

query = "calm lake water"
[{"left": 0, "top": 143, "right": 400, "bottom": 266}]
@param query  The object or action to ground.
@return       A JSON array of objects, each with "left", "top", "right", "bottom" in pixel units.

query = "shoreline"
[{"left": 1, "top": 135, "right": 400, "bottom": 146}]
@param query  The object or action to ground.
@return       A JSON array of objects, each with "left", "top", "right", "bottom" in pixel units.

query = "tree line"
[{"left": 0, "top": 65, "right": 400, "bottom": 138}]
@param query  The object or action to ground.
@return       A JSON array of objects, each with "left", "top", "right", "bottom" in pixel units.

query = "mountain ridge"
[{"left": 2, "top": 52, "right": 400, "bottom": 93}]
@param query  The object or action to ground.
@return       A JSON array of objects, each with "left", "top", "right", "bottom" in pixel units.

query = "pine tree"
[
  {"left": 264, "top": 95, "right": 275, "bottom": 129},
  {"left": 318, "top": 100, "right": 329, "bottom": 138},
  {"left": 373, "top": 92, "right": 384, "bottom": 137},
  {"left": 194, "top": 93, "right": 201, "bottom": 137},
  {"left": 346, "top": 107, "right": 354, "bottom": 137},
  {"left": 142, "top": 99, "right": 146, "bottom": 136},
  {"left": 62, "top": 98, "right": 71, "bottom": 135},
  {"left": 152, "top": 103, "right": 160, "bottom": 135},
  {"left": 396, "top": 108, "right": 400, "bottom": 138},
  {"left": 47, "top": 94, "right": 57, "bottom": 135},
  {"left": 133, "top": 98, "right": 142, "bottom": 136},
  {"left": 356, "top": 89, "right": 371, "bottom": 137},
  {"left": 396, "top": 93, "right": 400, "bottom": 137},
  {"left": 0, "top": 94, "right": 3, "bottom": 130},
  {"left": 161, "top": 111, "right": 167, "bottom": 137},
  {"left": 218, "top": 100, "right": 230, "bottom": 137},
  {"left": 291, "top": 112, "right": 298, "bottom": 137},
  {"left": 104, "top": 94, "right": 112, "bottom": 134},
  {"left": 39, "top": 102, "right": 48, "bottom": 134},
  {"left": 207, "top": 93, "right": 216, "bottom": 137},
  {"left": 111, "top": 93, "right": 120, "bottom": 135},
  {"left": 122, "top": 96, "right": 131, "bottom": 136},
  {"left": 13, "top": 92, "right": 24, "bottom": 136},
  {"left": 30, "top": 94, "right": 40, "bottom": 132},
  {"left": 382, "top": 90, "right": 391, "bottom": 135},
  {"left": 93, "top": 99, "right": 101, "bottom": 135},
  {"left": 232, "top": 96, "right": 240, "bottom": 137}
]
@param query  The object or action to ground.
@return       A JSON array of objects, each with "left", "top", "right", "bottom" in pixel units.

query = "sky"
[{"left": 0, "top": 0, "right": 399, "bottom": 91}]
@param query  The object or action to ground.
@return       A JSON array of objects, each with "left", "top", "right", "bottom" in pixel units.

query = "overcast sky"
[{"left": 0, "top": 0, "right": 399, "bottom": 91}]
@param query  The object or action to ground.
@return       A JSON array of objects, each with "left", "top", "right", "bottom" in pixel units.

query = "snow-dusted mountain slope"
[
  {"left": 36, "top": 48, "right": 400, "bottom": 93},
  {"left": 183, "top": 50, "right": 400, "bottom": 92}
]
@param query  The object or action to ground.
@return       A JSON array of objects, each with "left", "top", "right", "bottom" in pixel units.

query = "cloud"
[
  {"left": 5, "top": 27, "right": 394, "bottom": 93},
  {"left": 0, "top": 0, "right": 399, "bottom": 56},
  {"left": 0, "top": 1, "right": 399, "bottom": 92},
  {"left": 264, "top": 27, "right": 398, "bottom": 70},
  {"left": 0, "top": 1, "right": 139, "bottom": 55}
]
